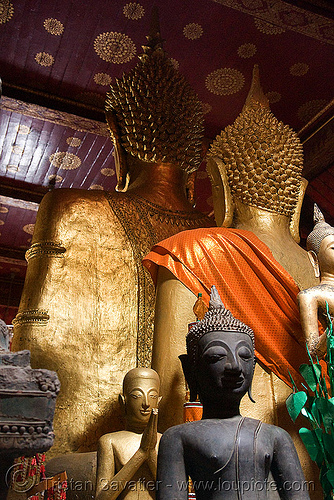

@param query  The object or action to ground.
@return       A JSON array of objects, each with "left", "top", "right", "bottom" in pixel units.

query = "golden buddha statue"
[
  {"left": 45, "top": 367, "right": 161, "bottom": 500},
  {"left": 298, "top": 204, "right": 334, "bottom": 358},
  {"left": 143, "top": 66, "right": 320, "bottom": 493},
  {"left": 12, "top": 17, "right": 211, "bottom": 457}
]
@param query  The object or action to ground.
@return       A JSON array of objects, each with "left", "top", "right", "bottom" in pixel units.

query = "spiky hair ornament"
[
  {"left": 187, "top": 286, "right": 255, "bottom": 364},
  {"left": 306, "top": 204, "right": 334, "bottom": 254}
]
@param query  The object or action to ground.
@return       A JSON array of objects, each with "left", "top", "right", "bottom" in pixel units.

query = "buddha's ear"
[
  {"left": 290, "top": 177, "right": 308, "bottom": 243},
  {"left": 179, "top": 354, "right": 198, "bottom": 402},
  {"left": 308, "top": 250, "right": 320, "bottom": 278},
  {"left": 118, "top": 394, "right": 126, "bottom": 413},
  {"left": 105, "top": 110, "right": 129, "bottom": 192},
  {"left": 206, "top": 157, "right": 234, "bottom": 227}
]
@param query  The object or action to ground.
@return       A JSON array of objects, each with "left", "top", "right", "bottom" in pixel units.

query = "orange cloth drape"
[{"left": 143, "top": 227, "right": 312, "bottom": 388}]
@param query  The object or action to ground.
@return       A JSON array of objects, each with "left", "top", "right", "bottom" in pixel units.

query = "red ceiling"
[{"left": 0, "top": 0, "right": 333, "bottom": 318}]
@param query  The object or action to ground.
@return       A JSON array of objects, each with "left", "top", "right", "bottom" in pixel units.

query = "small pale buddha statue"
[
  {"left": 12, "top": 15, "right": 211, "bottom": 456},
  {"left": 143, "top": 66, "right": 321, "bottom": 493},
  {"left": 46, "top": 367, "right": 161, "bottom": 500},
  {"left": 157, "top": 287, "right": 310, "bottom": 500},
  {"left": 298, "top": 204, "right": 334, "bottom": 358}
]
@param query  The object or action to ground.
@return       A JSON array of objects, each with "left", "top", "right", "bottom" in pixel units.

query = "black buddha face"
[{"left": 195, "top": 330, "right": 254, "bottom": 404}]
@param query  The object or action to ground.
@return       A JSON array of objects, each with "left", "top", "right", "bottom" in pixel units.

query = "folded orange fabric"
[{"left": 143, "top": 227, "right": 314, "bottom": 388}]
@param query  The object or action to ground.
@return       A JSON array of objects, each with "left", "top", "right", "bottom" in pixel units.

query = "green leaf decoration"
[
  {"left": 299, "top": 428, "right": 324, "bottom": 462},
  {"left": 325, "top": 467, "right": 334, "bottom": 489},
  {"left": 286, "top": 391, "right": 308, "bottom": 422},
  {"left": 300, "top": 363, "right": 322, "bottom": 392},
  {"left": 323, "top": 434, "right": 334, "bottom": 462},
  {"left": 315, "top": 399, "right": 334, "bottom": 432}
]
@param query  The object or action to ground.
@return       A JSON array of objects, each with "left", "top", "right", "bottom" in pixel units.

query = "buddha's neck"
[
  {"left": 126, "top": 162, "right": 193, "bottom": 212},
  {"left": 202, "top": 400, "right": 241, "bottom": 420},
  {"left": 125, "top": 421, "right": 146, "bottom": 434},
  {"left": 233, "top": 201, "right": 292, "bottom": 240}
]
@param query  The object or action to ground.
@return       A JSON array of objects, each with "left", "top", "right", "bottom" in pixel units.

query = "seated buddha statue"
[
  {"left": 143, "top": 66, "right": 320, "bottom": 492},
  {"left": 298, "top": 204, "right": 334, "bottom": 358},
  {"left": 12, "top": 18, "right": 211, "bottom": 457},
  {"left": 157, "top": 287, "right": 310, "bottom": 500}
]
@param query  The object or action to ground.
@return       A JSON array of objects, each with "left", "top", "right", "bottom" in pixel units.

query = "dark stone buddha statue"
[{"left": 156, "top": 287, "right": 310, "bottom": 500}]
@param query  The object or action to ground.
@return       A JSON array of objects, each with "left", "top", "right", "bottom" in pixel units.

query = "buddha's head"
[
  {"left": 306, "top": 204, "right": 334, "bottom": 278},
  {"left": 105, "top": 11, "right": 203, "bottom": 199},
  {"left": 120, "top": 367, "right": 161, "bottom": 429},
  {"left": 181, "top": 287, "right": 255, "bottom": 407},
  {"left": 208, "top": 66, "right": 305, "bottom": 241}
]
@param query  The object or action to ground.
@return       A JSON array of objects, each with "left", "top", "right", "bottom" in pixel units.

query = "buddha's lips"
[{"left": 222, "top": 376, "right": 244, "bottom": 387}]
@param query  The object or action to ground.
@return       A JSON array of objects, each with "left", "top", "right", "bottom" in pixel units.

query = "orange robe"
[{"left": 143, "top": 227, "right": 310, "bottom": 387}]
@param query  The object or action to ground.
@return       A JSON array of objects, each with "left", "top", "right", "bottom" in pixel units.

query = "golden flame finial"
[{"left": 243, "top": 65, "right": 269, "bottom": 111}]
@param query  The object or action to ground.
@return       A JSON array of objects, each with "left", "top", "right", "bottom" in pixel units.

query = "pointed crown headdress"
[
  {"left": 209, "top": 66, "right": 303, "bottom": 217},
  {"left": 187, "top": 286, "right": 255, "bottom": 364},
  {"left": 306, "top": 204, "right": 334, "bottom": 254},
  {"left": 105, "top": 12, "right": 204, "bottom": 174}
]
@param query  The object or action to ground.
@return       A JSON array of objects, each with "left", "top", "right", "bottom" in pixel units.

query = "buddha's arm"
[
  {"left": 156, "top": 428, "right": 187, "bottom": 500},
  {"left": 271, "top": 428, "right": 310, "bottom": 499},
  {"left": 297, "top": 291, "right": 321, "bottom": 353},
  {"left": 96, "top": 412, "right": 158, "bottom": 500}
]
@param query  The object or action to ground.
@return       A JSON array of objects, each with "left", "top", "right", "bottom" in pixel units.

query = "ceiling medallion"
[
  {"left": 0, "top": 1, "right": 14, "bottom": 24},
  {"left": 94, "top": 32, "right": 136, "bottom": 64},
  {"left": 123, "top": 3, "right": 145, "bottom": 20},
  {"left": 49, "top": 152, "right": 82, "bottom": 170},
  {"left": 297, "top": 99, "right": 328, "bottom": 123},
  {"left": 23, "top": 224, "right": 35, "bottom": 235},
  {"left": 11, "top": 145, "right": 24, "bottom": 155},
  {"left": 101, "top": 168, "right": 115, "bottom": 176},
  {"left": 43, "top": 18, "right": 64, "bottom": 35},
  {"left": 265, "top": 91, "right": 281, "bottom": 104},
  {"left": 183, "top": 23, "right": 203, "bottom": 40},
  {"left": 89, "top": 184, "right": 104, "bottom": 190},
  {"left": 0, "top": 206, "right": 8, "bottom": 213},
  {"left": 290, "top": 63, "right": 309, "bottom": 76},
  {"left": 170, "top": 58, "right": 179, "bottom": 70},
  {"left": 48, "top": 174, "right": 63, "bottom": 183},
  {"left": 66, "top": 137, "right": 82, "bottom": 147},
  {"left": 205, "top": 68, "right": 245, "bottom": 96},
  {"left": 35, "top": 52, "right": 54, "bottom": 67},
  {"left": 94, "top": 73, "right": 112, "bottom": 86},
  {"left": 237, "top": 43, "right": 257, "bottom": 58},
  {"left": 254, "top": 18, "right": 285, "bottom": 35},
  {"left": 201, "top": 102, "right": 212, "bottom": 115},
  {"left": 16, "top": 125, "right": 30, "bottom": 135}
]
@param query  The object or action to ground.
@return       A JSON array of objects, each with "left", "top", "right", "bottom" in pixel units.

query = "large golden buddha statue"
[
  {"left": 12, "top": 18, "right": 211, "bottom": 457},
  {"left": 143, "top": 67, "right": 320, "bottom": 492}
]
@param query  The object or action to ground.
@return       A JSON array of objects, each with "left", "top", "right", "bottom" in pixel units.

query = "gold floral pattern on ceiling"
[
  {"left": 66, "top": 137, "right": 82, "bottom": 147},
  {"left": 205, "top": 67, "right": 245, "bottom": 95},
  {"left": 94, "top": 32, "right": 136, "bottom": 63},
  {"left": 6, "top": 164, "right": 19, "bottom": 171},
  {"left": 23, "top": 224, "right": 34, "bottom": 235},
  {"left": 43, "top": 18, "right": 64, "bottom": 36},
  {"left": 0, "top": 206, "right": 8, "bottom": 213},
  {"left": 48, "top": 174, "right": 63, "bottom": 183},
  {"left": 237, "top": 43, "right": 257, "bottom": 58},
  {"left": 183, "top": 23, "right": 203, "bottom": 40},
  {"left": 0, "top": 220, "right": 4, "bottom": 226},
  {"left": 94, "top": 73, "right": 112, "bottom": 86},
  {"left": 49, "top": 152, "right": 82, "bottom": 170},
  {"left": 89, "top": 184, "right": 104, "bottom": 190},
  {"left": 11, "top": 145, "right": 24, "bottom": 155},
  {"left": 0, "top": 1, "right": 14, "bottom": 24},
  {"left": 290, "top": 63, "right": 309, "bottom": 76},
  {"left": 123, "top": 2, "right": 145, "bottom": 20},
  {"left": 213, "top": 0, "right": 334, "bottom": 44},
  {"left": 16, "top": 124, "right": 30, "bottom": 135},
  {"left": 265, "top": 91, "right": 281, "bottom": 104},
  {"left": 170, "top": 58, "right": 179, "bottom": 69},
  {"left": 297, "top": 99, "right": 328, "bottom": 122},
  {"left": 201, "top": 102, "right": 212, "bottom": 114},
  {"left": 35, "top": 52, "right": 54, "bottom": 67},
  {"left": 101, "top": 168, "right": 115, "bottom": 176}
]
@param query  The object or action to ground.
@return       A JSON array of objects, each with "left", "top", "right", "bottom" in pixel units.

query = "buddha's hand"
[{"left": 139, "top": 408, "right": 158, "bottom": 455}]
